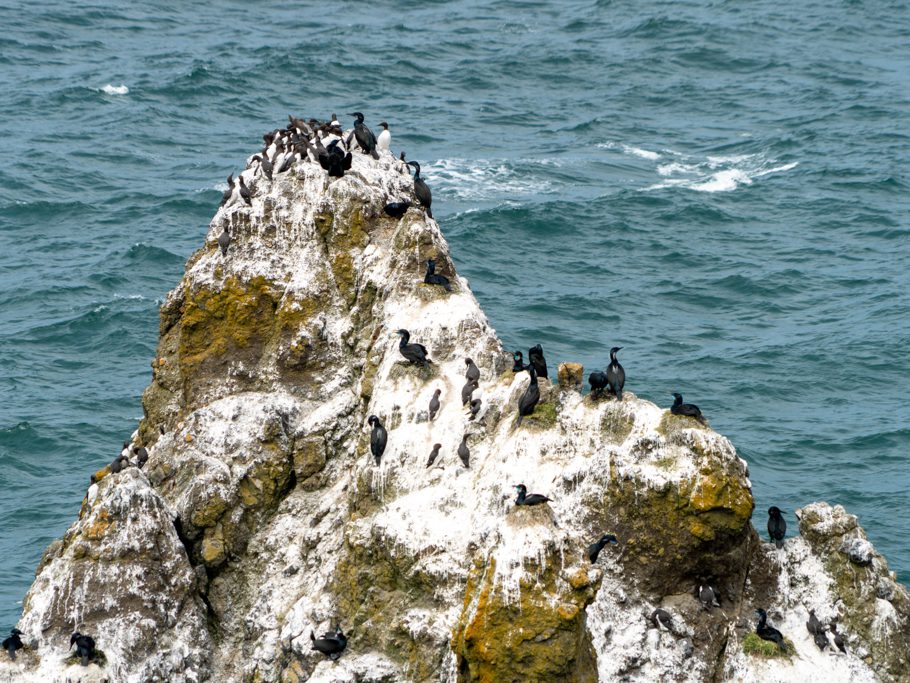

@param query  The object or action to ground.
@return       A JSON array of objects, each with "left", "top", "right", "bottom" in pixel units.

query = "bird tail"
[
  {"left": 81, "top": 654, "right": 89, "bottom": 666},
  {"left": 516, "top": 415, "right": 524, "bottom": 427},
  {"left": 775, "top": 539, "right": 783, "bottom": 549},
  {"left": 374, "top": 456, "right": 381, "bottom": 466},
  {"left": 427, "top": 208, "right": 434, "bottom": 219},
  {"left": 616, "top": 389, "right": 623, "bottom": 400},
  {"left": 370, "top": 149, "right": 379, "bottom": 160},
  {"left": 310, "top": 631, "right": 316, "bottom": 644}
]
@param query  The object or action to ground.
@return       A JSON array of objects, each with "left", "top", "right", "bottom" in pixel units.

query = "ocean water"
[{"left": 1, "top": 0, "right": 909, "bottom": 626}]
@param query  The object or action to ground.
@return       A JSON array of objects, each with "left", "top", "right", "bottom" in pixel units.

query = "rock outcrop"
[{"left": 3, "top": 127, "right": 908, "bottom": 682}]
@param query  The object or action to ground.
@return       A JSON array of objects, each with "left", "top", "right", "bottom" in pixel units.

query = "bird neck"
[{"left": 398, "top": 333, "right": 410, "bottom": 346}]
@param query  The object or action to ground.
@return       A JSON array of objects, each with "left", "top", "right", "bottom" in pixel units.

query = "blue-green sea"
[{"left": 1, "top": 0, "right": 909, "bottom": 626}]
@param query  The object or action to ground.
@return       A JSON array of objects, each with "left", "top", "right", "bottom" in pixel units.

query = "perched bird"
[
  {"left": 606, "top": 346, "right": 625, "bottom": 399},
  {"left": 586, "top": 534, "right": 619, "bottom": 563},
  {"left": 219, "top": 174, "right": 234, "bottom": 207},
  {"left": 368, "top": 415, "right": 387, "bottom": 466},
  {"left": 238, "top": 176, "right": 252, "bottom": 206},
  {"left": 754, "top": 609, "right": 787, "bottom": 652},
  {"left": 218, "top": 226, "right": 231, "bottom": 257},
  {"left": 517, "top": 365, "right": 540, "bottom": 426},
  {"left": 528, "top": 344, "right": 548, "bottom": 378},
  {"left": 830, "top": 623, "right": 847, "bottom": 653},
  {"left": 461, "top": 378, "right": 478, "bottom": 406},
  {"left": 806, "top": 609, "right": 823, "bottom": 634},
  {"left": 649, "top": 609, "right": 673, "bottom": 631},
  {"left": 468, "top": 398, "right": 482, "bottom": 421},
  {"left": 671, "top": 393, "right": 703, "bottom": 419},
  {"left": 396, "top": 329, "right": 431, "bottom": 367},
  {"left": 424, "top": 258, "right": 451, "bottom": 290},
  {"left": 70, "top": 632, "right": 96, "bottom": 666},
  {"left": 133, "top": 446, "right": 149, "bottom": 469},
  {"left": 768, "top": 507, "right": 787, "bottom": 549},
  {"left": 310, "top": 626, "right": 347, "bottom": 660},
  {"left": 407, "top": 161, "right": 433, "bottom": 218},
  {"left": 457, "top": 434, "right": 470, "bottom": 468},
  {"left": 110, "top": 454, "right": 129, "bottom": 474},
  {"left": 514, "top": 484, "right": 551, "bottom": 506},
  {"left": 3, "top": 628, "right": 23, "bottom": 660},
  {"left": 426, "top": 443, "right": 442, "bottom": 468},
  {"left": 259, "top": 150, "right": 273, "bottom": 180},
  {"left": 399, "top": 151, "right": 407, "bottom": 162},
  {"left": 383, "top": 201, "right": 411, "bottom": 219},
  {"left": 698, "top": 584, "right": 720, "bottom": 611},
  {"left": 377, "top": 121, "right": 391, "bottom": 154},
  {"left": 465, "top": 358, "right": 480, "bottom": 382},
  {"left": 120, "top": 441, "right": 130, "bottom": 459},
  {"left": 428, "top": 388, "right": 441, "bottom": 421},
  {"left": 347, "top": 112, "right": 379, "bottom": 159},
  {"left": 512, "top": 351, "right": 527, "bottom": 373},
  {"left": 588, "top": 367, "right": 609, "bottom": 395},
  {"left": 318, "top": 139, "right": 352, "bottom": 178}
]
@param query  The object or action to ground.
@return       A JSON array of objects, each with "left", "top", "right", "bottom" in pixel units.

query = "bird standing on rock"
[
  {"left": 606, "top": 346, "right": 625, "bottom": 399},
  {"left": 517, "top": 365, "right": 540, "bottom": 426},
  {"left": 767, "top": 506, "right": 787, "bottom": 549},
  {"left": 424, "top": 258, "right": 451, "bottom": 290},
  {"left": 368, "top": 415, "right": 387, "bottom": 466},
  {"left": 586, "top": 534, "right": 619, "bottom": 563},
  {"left": 219, "top": 174, "right": 234, "bottom": 207},
  {"left": 377, "top": 121, "right": 391, "bottom": 154},
  {"left": 514, "top": 484, "right": 551, "bottom": 506},
  {"left": 396, "top": 329, "right": 431, "bottom": 367},
  {"left": 830, "top": 623, "right": 847, "bottom": 653},
  {"left": 461, "top": 378, "right": 478, "bottom": 406},
  {"left": 469, "top": 398, "right": 482, "bottom": 421},
  {"left": 3, "top": 628, "right": 23, "bottom": 660},
  {"left": 428, "top": 389, "right": 441, "bottom": 421},
  {"left": 465, "top": 358, "right": 480, "bottom": 382},
  {"left": 698, "top": 584, "right": 720, "bottom": 611},
  {"left": 133, "top": 446, "right": 149, "bottom": 468},
  {"left": 512, "top": 351, "right": 527, "bottom": 373},
  {"left": 407, "top": 161, "right": 433, "bottom": 218},
  {"left": 238, "top": 176, "right": 252, "bottom": 206},
  {"left": 218, "top": 226, "right": 231, "bottom": 257},
  {"left": 383, "top": 201, "right": 410, "bottom": 219},
  {"left": 70, "top": 632, "right": 96, "bottom": 666},
  {"left": 528, "top": 344, "right": 548, "bottom": 378},
  {"left": 426, "top": 443, "right": 441, "bottom": 468},
  {"left": 347, "top": 112, "right": 379, "bottom": 159},
  {"left": 458, "top": 434, "right": 470, "bottom": 468}
]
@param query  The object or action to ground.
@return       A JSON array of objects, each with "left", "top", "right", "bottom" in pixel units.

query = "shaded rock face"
[{"left": 3, "top": 132, "right": 908, "bottom": 683}]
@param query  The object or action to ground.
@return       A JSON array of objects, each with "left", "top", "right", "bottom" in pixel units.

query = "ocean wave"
[
  {"left": 597, "top": 141, "right": 661, "bottom": 160},
  {"left": 422, "top": 158, "right": 554, "bottom": 200},
  {"left": 647, "top": 155, "right": 798, "bottom": 193},
  {"left": 100, "top": 84, "right": 129, "bottom": 95}
]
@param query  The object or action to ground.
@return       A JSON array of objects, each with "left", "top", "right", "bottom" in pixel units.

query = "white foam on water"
[
  {"left": 100, "top": 84, "right": 129, "bottom": 95},
  {"left": 423, "top": 158, "right": 553, "bottom": 200}
]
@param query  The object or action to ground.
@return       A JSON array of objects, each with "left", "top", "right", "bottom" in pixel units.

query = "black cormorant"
[
  {"left": 671, "top": 393, "right": 703, "bottom": 419},
  {"left": 318, "top": 139, "right": 352, "bottom": 178},
  {"left": 2, "top": 628, "right": 23, "bottom": 660},
  {"left": 606, "top": 347, "right": 625, "bottom": 399},
  {"left": 347, "top": 112, "right": 379, "bottom": 159},
  {"left": 469, "top": 398, "right": 482, "bottom": 421},
  {"left": 70, "top": 632, "right": 96, "bottom": 666},
  {"left": 396, "top": 329, "right": 431, "bottom": 367},
  {"left": 588, "top": 368, "right": 608, "bottom": 395},
  {"left": 310, "top": 626, "right": 347, "bottom": 660},
  {"left": 461, "top": 378, "right": 478, "bottom": 406},
  {"left": 768, "top": 507, "right": 786, "bottom": 549},
  {"left": 516, "top": 365, "right": 540, "bottom": 426},
  {"left": 429, "top": 389, "right": 441, "bottom": 421},
  {"left": 110, "top": 454, "right": 128, "bottom": 474},
  {"left": 426, "top": 443, "right": 441, "bottom": 468},
  {"left": 512, "top": 351, "right": 527, "bottom": 373},
  {"left": 424, "top": 258, "right": 451, "bottom": 290},
  {"left": 383, "top": 201, "right": 411, "bottom": 219},
  {"left": 458, "top": 434, "right": 470, "bottom": 468},
  {"left": 754, "top": 609, "right": 786, "bottom": 652},
  {"left": 465, "top": 358, "right": 480, "bottom": 382},
  {"left": 586, "top": 534, "right": 618, "bottom": 563},
  {"left": 407, "top": 161, "right": 433, "bottom": 218},
  {"left": 514, "top": 484, "right": 551, "bottom": 506},
  {"left": 368, "top": 415, "right": 387, "bottom": 466},
  {"left": 218, "top": 226, "right": 231, "bottom": 257},
  {"left": 528, "top": 344, "right": 548, "bottom": 378}
]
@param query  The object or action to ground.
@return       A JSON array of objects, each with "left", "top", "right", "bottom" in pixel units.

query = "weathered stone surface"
[{"left": 558, "top": 362, "right": 584, "bottom": 389}]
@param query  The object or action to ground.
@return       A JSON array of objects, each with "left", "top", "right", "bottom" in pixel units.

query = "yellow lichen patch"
[
  {"left": 689, "top": 471, "right": 754, "bottom": 529},
  {"left": 200, "top": 529, "right": 225, "bottom": 565},
  {"left": 515, "top": 401, "right": 558, "bottom": 430},
  {"left": 82, "top": 508, "right": 113, "bottom": 540}
]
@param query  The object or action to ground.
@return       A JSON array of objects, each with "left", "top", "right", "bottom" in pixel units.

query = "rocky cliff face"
[{"left": 3, "top": 131, "right": 908, "bottom": 682}]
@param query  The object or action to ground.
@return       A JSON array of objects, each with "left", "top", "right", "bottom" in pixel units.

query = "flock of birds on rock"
[
  {"left": 0, "top": 113, "right": 848, "bottom": 668},
  {"left": 215, "top": 112, "right": 432, "bottom": 257}
]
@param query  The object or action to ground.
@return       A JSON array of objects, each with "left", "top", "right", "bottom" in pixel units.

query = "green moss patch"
[
  {"left": 387, "top": 360, "right": 440, "bottom": 382},
  {"left": 742, "top": 633, "right": 795, "bottom": 659},
  {"left": 601, "top": 408, "right": 635, "bottom": 444},
  {"left": 515, "top": 401, "right": 558, "bottom": 430},
  {"left": 656, "top": 411, "right": 708, "bottom": 438}
]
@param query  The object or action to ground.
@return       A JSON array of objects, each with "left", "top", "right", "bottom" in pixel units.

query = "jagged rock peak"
[{"left": 3, "top": 123, "right": 908, "bottom": 683}]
